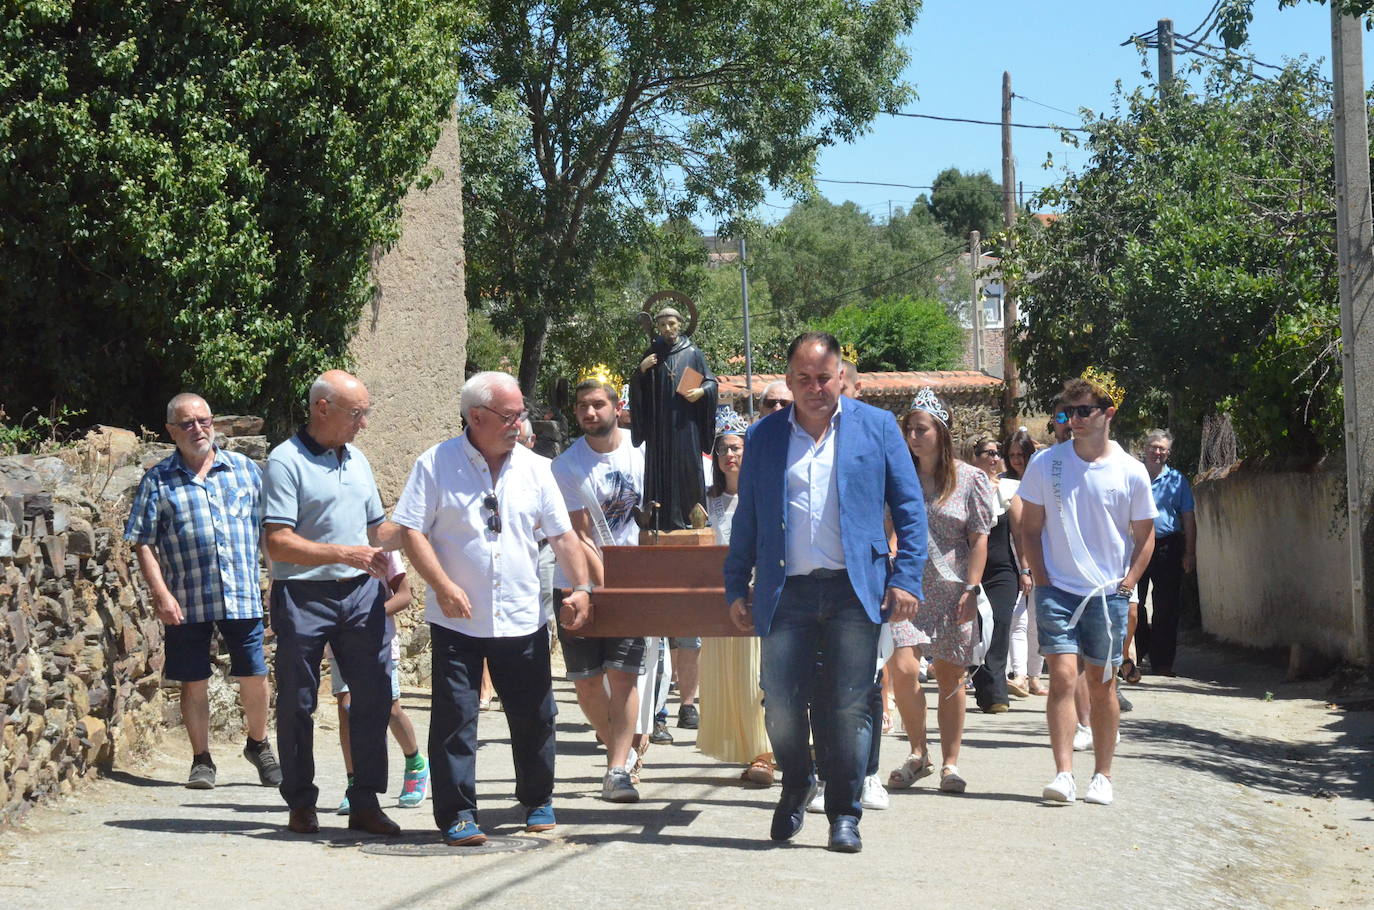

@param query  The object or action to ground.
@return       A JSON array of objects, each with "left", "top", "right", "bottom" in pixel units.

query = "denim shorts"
[
  {"left": 330, "top": 661, "right": 401, "bottom": 701},
  {"left": 1034, "top": 585, "right": 1128, "bottom": 668},
  {"left": 163, "top": 618, "right": 267, "bottom": 682},
  {"left": 554, "top": 589, "right": 648, "bottom": 679},
  {"left": 668, "top": 636, "right": 701, "bottom": 650}
]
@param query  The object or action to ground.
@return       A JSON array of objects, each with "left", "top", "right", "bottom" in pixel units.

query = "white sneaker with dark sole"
[
  {"left": 1084, "top": 773, "right": 1114, "bottom": 805},
  {"left": 1042, "top": 771, "right": 1076, "bottom": 803},
  {"left": 860, "top": 774, "right": 889, "bottom": 809},
  {"left": 806, "top": 780, "right": 826, "bottom": 813},
  {"left": 602, "top": 768, "right": 640, "bottom": 803}
]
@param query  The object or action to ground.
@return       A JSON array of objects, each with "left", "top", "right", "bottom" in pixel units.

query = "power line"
[
  {"left": 883, "top": 109, "right": 1088, "bottom": 132},
  {"left": 814, "top": 177, "right": 1045, "bottom": 196},
  {"left": 1011, "top": 92, "right": 1082, "bottom": 118}
]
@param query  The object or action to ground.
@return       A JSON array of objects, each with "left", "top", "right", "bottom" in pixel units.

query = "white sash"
[
  {"left": 1049, "top": 446, "right": 1119, "bottom": 683},
  {"left": 925, "top": 532, "right": 995, "bottom": 668}
]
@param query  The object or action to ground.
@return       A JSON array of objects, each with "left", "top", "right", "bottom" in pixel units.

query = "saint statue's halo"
[{"left": 637, "top": 290, "right": 698, "bottom": 341}]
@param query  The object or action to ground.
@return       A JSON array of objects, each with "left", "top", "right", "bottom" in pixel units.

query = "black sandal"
[{"left": 1119, "top": 658, "right": 1142, "bottom": 684}]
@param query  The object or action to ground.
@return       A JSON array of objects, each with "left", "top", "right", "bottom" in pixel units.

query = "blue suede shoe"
[
  {"left": 770, "top": 781, "right": 817, "bottom": 842},
  {"left": 443, "top": 819, "right": 487, "bottom": 847},
  {"left": 827, "top": 815, "right": 862, "bottom": 853},
  {"left": 524, "top": 801, "right": 556, "bottom": 833}
]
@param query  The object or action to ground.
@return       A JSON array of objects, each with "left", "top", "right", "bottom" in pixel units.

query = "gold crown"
[
  {"left": 840, "top": 343, "right": 859, "bottom": 365},
  {"left": 576, "top": 363, "right": 624, "bottom": 392},
  {"left": 1081, "top": 366, "right": 1124, "bottom": 408}
]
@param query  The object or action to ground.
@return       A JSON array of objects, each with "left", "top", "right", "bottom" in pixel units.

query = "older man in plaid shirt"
[{"left": 125, "top": 393, "right": 280, "bottom": 790}]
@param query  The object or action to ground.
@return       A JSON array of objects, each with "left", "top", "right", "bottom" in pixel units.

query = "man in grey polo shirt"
[{"left": 263, "top": 369, "right": 403, "bottom": 837}]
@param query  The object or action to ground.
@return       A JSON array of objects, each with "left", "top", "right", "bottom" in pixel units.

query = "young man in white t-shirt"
[
  {"left": 1018, "top": 377, "right": 1157, "bottom": 807},
  {"left": 552, "top": 380, "right": 650, "bottom": 803}
]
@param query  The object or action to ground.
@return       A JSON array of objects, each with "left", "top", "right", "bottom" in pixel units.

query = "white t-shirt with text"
[{"left": 551, "top": 431, "right": 645, "bottom": 589}]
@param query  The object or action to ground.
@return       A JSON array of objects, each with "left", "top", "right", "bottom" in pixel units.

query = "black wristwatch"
[{"left": 963, "top": 583, "right": 981, "bottom": 596}]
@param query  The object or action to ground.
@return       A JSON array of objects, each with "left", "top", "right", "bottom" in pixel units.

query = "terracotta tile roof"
[{"left": 716, "top": 370, "right": 1002, "bottom": 402}]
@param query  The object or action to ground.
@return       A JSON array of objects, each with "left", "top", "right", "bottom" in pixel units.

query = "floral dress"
[{"left": 893, "top": 461, "right": 995, "bottom": 665}]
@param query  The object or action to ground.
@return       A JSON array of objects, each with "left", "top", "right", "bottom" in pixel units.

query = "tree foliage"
[
  {"left": 819, "top": 295, "right": 963, "bottom": 372},
  {"left": 928, "top": 167, "right": 1003, "bottom": 240},
  {"left": 1002, "top": 61, "right": 1341, "bottom": 463},
  {"left": 458, "top": 0, "right": 922, "bottom": 394},
  {"left": 1218, "top": 0, "right": 1374, "bottom": 49},
  {"left": 0, "top": 1, "right": 467, "bottom": 431}
]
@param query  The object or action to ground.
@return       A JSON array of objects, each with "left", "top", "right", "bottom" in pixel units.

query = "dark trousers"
[
  {"left": 972, "top": 571, "right": 1019, "bottom": 708},
  {"left": 429, "top": 623, "right": 557, "bottom": 829},
  {"left": 813, "top": 668, "right": 883, "bottom": 780},
  {"left": 272, "top": 575, "right": 391, "bottom": 811},
  {"left": 1138, "top": 533, "right": 1185, "bottom": 671},
  {"left": 761, "top": 575, "right": 880, "bottom": 822}
]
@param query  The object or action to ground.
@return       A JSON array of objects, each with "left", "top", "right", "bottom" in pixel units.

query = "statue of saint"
[{"left": 629, "top": 299, "right": 718, "bottom": 531}]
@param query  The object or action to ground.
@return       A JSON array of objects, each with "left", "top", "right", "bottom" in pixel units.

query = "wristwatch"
[
  {"left": 1116, "top": 584, "right": 1133, "bottom": 597},
  {"left": 1019, "top": 568, "right": 1033, "bottom": 577},
  {"left": 572, "top": 583, "right": 595, "bottom": 595},
  {"left": 963, "top": 584, "right": 981, "bottom": 596}
]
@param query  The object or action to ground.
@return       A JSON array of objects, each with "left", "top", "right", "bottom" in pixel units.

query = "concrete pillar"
[{"left": 350, "top": 112, "right": 467, "bottom": 505}]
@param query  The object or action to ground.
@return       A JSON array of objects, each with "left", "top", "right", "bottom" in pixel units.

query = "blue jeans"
[{"left": 760, "top": 574, "right": 880, "bottom": 822}]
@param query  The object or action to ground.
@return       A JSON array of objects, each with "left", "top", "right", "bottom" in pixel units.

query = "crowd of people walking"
[{"left": 124, "top": 331, "right": 1197, "bottom": 854}]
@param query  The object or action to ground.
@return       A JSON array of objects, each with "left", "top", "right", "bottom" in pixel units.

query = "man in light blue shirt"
[
  {"left": 263, "top": 370, "right": 403, "bottom": 838},
  {"left": 1137, "top": 429, "right": 1196, "bottom": 677}
]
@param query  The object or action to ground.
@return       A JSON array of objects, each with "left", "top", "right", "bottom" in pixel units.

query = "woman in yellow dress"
[{"left": 696, "top": 407, "right": 773, "bottom": 785}]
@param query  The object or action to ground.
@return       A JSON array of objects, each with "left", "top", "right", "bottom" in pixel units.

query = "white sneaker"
[
  {"left": 1084, "top": 773, "right": 1114, "bottom": 805},
  {"left": 1072, "top": 724, "right": 1093, "bottom": 751},
  {"left": 1042, "top": 771, "right": 1076, "bottom": 803},
  {"left": 806, "top": 780, "right": 826, "bottom": 813},
  {"left": 602, "top": 768, "right": 640, "bottom": 803},
  {"left": 860, "top": 774, "right": 889, "bottom": 810}
]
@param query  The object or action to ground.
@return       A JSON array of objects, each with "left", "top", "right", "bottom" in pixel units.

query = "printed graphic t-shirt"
[{"left": 551, "top": 431, "right": 645, "bottom": 588}]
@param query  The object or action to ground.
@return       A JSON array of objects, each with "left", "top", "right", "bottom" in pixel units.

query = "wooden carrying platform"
[{"left": 578, "top": 543, "right": 748, "bottom": 637}]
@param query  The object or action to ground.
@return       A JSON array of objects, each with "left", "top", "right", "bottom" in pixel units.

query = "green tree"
[
  {"left": 819, "top": 295, "right": 963, "bottom": 372},
  {"left": 0, "top": 1, "right": 467, "bottom": 431},
  {"left": 458, "top": 0, "right": 922, "bottom": 395},
  {"left": 1002, "top": 60, "right": 1340, "bottom": 461},
  {"left": 1218, "top": 1, "right": 1374, "bottom": 48},
  {"left": 928, "top": 167, "right": 1003, "bottom": 240}
]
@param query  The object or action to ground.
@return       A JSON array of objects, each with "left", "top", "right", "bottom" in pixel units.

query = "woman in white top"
[{"left": 696, "top": 409, "right": 773, "bottom": 785}]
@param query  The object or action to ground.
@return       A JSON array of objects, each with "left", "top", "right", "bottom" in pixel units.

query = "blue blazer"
[{"left": 723, "top": 398, "right": 928, "bottom": 636}]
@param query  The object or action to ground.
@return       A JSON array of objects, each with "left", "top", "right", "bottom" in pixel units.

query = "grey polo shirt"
[{"left": 262, "top": 426, "right": 385, "bottom": 581}]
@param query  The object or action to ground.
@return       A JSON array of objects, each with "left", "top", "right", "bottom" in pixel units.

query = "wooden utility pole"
[
  {"left": 1001, "top": 71, "right": 1020, "bottom": 436},
  {"left": 1158, "top": 18, "right": 1175, "bottom": 90},
  {"left": 970, "top": 230, "right": 982, "bottom": 372},
  {"left": 739, "top": 232, "right": 755, "bottom": 420},
  {"left": 1332, "top": 9, "right": 1374, "bottom": 667}
]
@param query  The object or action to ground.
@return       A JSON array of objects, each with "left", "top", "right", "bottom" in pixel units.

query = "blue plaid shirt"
[{"left": 124, "top": 448, "right": 265, "bottom": 623}]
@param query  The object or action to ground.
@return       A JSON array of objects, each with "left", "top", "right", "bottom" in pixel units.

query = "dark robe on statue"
[{"left": 630, "top": 334, "right": 718, "bottom": 531}]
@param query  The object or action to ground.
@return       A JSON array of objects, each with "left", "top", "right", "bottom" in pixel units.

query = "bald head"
[
  {"left": 166, "top": 392, "right": 209, "bottom": 423},
  {"left": 758, "top": 380, "right": 792, "bottom": 417},
  {"left": 308, "top": 369, "right": 371, "bottom": 447},
  {"left": 310, "top": 369, "right": 365, "bottom": 407}
]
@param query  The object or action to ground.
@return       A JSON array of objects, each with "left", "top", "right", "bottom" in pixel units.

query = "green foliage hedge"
[{"left": 0, "top": 0, "right": 466, "bottom": 433}]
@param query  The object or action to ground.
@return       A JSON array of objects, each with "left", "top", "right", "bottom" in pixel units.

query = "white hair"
[
  {"left": 1145, "top": 428, "right": 1174, "bottom": 446},
  {"left": 519, "top": 418, "right": 534, "bottom": 437},
  {"left": 308, "top": 375, "right": 336, "bottom": 407},
  {"left": 166, "top": 392, "right": 209, "bottom": 422},
  {"left": 759, "top": 380, "right": 788, "bottom": 400},
  {"left": 460, "top": 371, "right": 522, "bottom": 420}
]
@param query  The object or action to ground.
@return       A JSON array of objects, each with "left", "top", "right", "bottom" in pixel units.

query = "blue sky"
[{"left": 745, "top": 0, "right": 1364, "bottom": 226}]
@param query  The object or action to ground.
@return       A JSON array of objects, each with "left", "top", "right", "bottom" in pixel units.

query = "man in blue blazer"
[{"left": 724, "top": 332, "right": 927, "bottom": 853}]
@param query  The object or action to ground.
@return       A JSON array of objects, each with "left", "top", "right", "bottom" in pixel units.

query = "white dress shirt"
[
  {"left": 785, "top": 397, "right": 846, "bottom": 575},
  {"left": 391, "top": 433, "right": 573, "bottom": 637}
]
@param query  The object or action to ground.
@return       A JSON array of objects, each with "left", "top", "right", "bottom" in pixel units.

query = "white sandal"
[
  {"left": 887, "top": 753, "right": 934, "bottom": 789},
  {"left": 938, "top": 765, "right": 966, "bottom": 793}
]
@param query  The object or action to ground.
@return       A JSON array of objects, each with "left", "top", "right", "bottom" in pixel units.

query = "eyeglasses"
[
  {"left": 976, "top": 448, "right": 1001, "bottom": 458},
  {"left": 175, "top": 417, "right": 214, "bottom": 432},
  {"left": 482, "top": 492, "right": 501, "bottom": 534},
  {"left": 718, "top": 443, "right": 744, "bottom": 455},
  {"left": 325, "top": 399, "right": 371, "bottom": 422},
  {"left": 479, "top": 405, "right": 529, "bottom": 427}
]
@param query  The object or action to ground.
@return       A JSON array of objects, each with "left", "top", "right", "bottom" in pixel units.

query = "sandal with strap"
[
  {"left": 1119, "top": 659, "right": 1142, "bottom": 685},
  {"left": 887, "top": 753, "right": 934, "bottom": 789},
  {"left": 741, "top": 755, "right": 775, "bottom": 787},
  {"left": 938, "top": 765, "right": 967, "bottom": 794}
]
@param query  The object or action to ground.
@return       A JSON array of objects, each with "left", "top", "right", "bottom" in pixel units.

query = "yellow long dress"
[{"left": 696, "top": 493, "right": 772, "bottom": 763}]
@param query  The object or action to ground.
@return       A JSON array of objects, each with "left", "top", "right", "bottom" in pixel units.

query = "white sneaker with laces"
[
  {"left": 860, "top": 774, "right": 889, "bottom": 810},
  {"left": 1084, "top": 773, "right": 1114, "bottom": 805},
  {"left": 1072, "top": 724, "right": 1093, "bottom": 751},
  {"left": 806, "top": 780, "right": 826, "bottom": 813},
  {"left": 602, "top": 768, "right": 640, "bottom": 803},
  {"left": 1042, "top": 771, "right": 1076, "bottom": 803}
]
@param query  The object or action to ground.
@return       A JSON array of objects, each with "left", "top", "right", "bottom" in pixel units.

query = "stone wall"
[{"left": 1194, "top": 464, "right": 1367, "bottom": 666}]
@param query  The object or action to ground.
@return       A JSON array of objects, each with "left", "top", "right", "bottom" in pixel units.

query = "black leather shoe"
[
  {"left": 827, "top": 815, "right": 862, "bottom": 853},
  {"left": 287, "top": 807, "right": 319, "bottom": 834},
  {"left": 348, "top": 807, "right": 401, "bottom": 836},
  {"left": 770, "top": 781, "right": 816, "bottom": 842}
]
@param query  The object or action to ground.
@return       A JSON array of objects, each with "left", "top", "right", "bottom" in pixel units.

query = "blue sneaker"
[
  {"left": 397, "top": 763, "right": 428, "bottom": 808},
  {"left": 524, "top": 800, "right": 556, "bottom": 833},
  {"left": 336, "top": 792, "right": 351, "bottom": 815},
  {"left": 443, "top": 818, "right": 487, "bottom": 847}
]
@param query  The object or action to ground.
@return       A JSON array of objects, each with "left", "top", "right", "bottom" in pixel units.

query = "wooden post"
[
  {"left": 1158, "top": 18, "right": 1175, "bottom": 90},
  {"left": 1332, "top": 8, "right": 1374, "bottom": 668},
  {"left": 1001, "top": 71, "right": 1020, "bottom": 436},
  {"left": 970, "top": 230, "right": 982, "bottom": 372}
]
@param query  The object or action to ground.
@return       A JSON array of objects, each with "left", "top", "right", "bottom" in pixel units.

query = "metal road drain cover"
[{"left": 360, "top": 834, "right": 549, "bottom": 857}]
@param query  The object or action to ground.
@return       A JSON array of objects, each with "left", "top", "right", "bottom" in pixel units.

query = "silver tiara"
[
  {"left": 910, "top": 387, "right": 949, "bottom": 425},
  {"left": 715, "top": 405, "right": 750, "bottom": 438}
]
